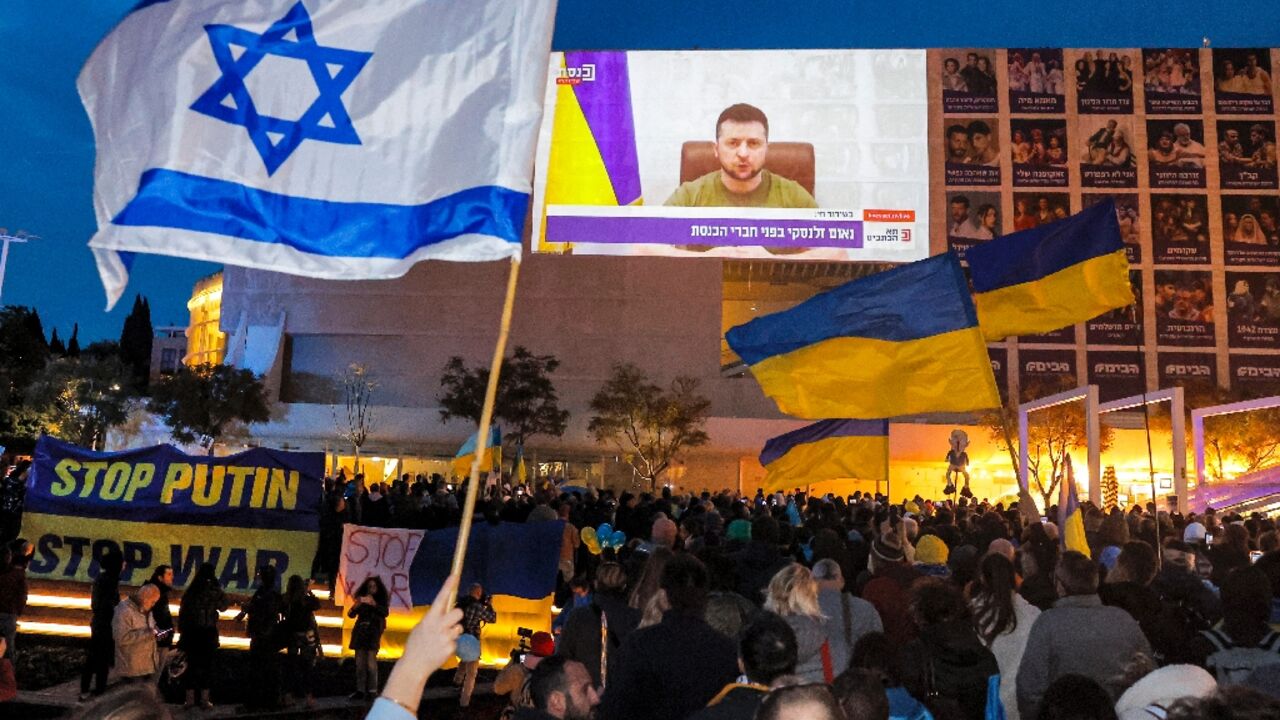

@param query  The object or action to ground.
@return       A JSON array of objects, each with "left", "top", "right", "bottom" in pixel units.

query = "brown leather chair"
[{"left": 679, "top": 141, "right": 816, "bottom": 195}]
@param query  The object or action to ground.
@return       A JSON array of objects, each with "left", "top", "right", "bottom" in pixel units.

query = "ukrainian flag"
[
  {"left": 725, "top": 253, "right": 1000, "bottom": 420},
  {"left": 1058, "top": 456, "right": 1091, "bottom": 559},
  {"left": 452, "top": 426, "right": 501, "bottom": 479},
  {"left": 966, "top": 199, "right": 1133, "bottom": 342},
  {"left": 541, "top": 51, "right": 643, "bottom": 252},
  {"left": 760, "top": 420, "right": 888, "bottom": 492}
]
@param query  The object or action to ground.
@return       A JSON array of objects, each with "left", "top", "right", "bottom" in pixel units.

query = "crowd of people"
[{"left": 7, "top": 465, "right": 1280, "bottom": 720}]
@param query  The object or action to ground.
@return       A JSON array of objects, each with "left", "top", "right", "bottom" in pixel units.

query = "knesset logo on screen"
[{"left": 556, "top": 64, "right": 596, "bottom": 84}]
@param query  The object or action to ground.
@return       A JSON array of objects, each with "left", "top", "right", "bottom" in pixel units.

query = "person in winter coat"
[
  {"left": 861, "top": 536, "right": 922, "bottom": 646},
  {"left": 178, "top": 562, "right": 229, "bottom": 709},
  {"left": 598, "top": 554, "right": 738, "bottom": 720},
  {"left": 970, "top": 553, "right": 1040, "bottom": 720},
  {"left": 555, "top": 562, "right": 640, "bottom": 688},
  {"left": 349, "top": 575, "right": 391, "bottom": 699},
  {"left": 812, "top": 558, "right": 882, "bottom": 676},
  {"left": 112, "top": 584, "right": 162, "bottom": 682},
  {"left": 897, "top": 577, "right": 999, "bottom": 720},
  {"left": 282, "top": 575, "right": 322, "bottom": 708},
  {"left": 1016, "top": 551, "right": 1151, "bottom": 720},
  {"left": 235, "top": 565, "right": 284, "bottom": 710},
  {"left": 763, "top": 563, "right": 829, "bottom": 683},
  {"left": 79, "top": 547, "right": 123, "bottom": 700},
  {"left": 689, "top": 612, "right": 797, "bottom": 720},
  {"left": 1186, "top": 566, "right": 1280, "bottom": 685},
  {"left": 729, "top": 516, "right": 790, "bottom": 605}
]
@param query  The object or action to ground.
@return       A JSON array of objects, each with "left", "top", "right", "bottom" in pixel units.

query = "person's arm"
[
  {"left": 481, "top": 601, "right": 497, "bottom": 624},
  {"left": 369, "top": 575, "right": 463, "bottom": 720}
]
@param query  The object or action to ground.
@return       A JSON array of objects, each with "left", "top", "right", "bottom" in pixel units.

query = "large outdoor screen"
[{"left": 530, "top": 50, "right": 930, "bottom": 261}]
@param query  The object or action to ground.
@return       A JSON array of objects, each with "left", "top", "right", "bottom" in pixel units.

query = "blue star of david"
[{"left": 189, "top": 2, "right": 372, "bottom": 175}]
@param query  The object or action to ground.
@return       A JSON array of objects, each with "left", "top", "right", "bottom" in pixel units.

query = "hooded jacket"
[{"left": 897, "top": 618, "right": 999, "bottom": 720}]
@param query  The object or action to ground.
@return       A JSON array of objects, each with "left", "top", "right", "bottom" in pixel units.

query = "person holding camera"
[
  {"left": 495, "top": 630, "right": 556, "bottom": 717},
  {"left": 454, "top": 582, "right": 496, "bottom": 708}
]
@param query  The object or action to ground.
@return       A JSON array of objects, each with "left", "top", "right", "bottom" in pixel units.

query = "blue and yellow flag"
[
  {"left": 1058, "top": 456, "right": 1091, "bottom": 559},
  {"left": 966, "top": 199, "right": 1133, "bottom": 341},
  {"left": 514, "top": 445, "right": 528, "bottom": 484},
  {"left": 725, "top": 253, "right": 1000, "bottom": 419},
  {"left": 452, "top": 426, "right": 501, "bottom": 479},
  {"left": 760, "top": 420, "right": 889, "bottom": 492}
]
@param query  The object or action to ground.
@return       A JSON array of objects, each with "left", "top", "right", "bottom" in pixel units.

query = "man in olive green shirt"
[{"left": 665, "top": 103, "right": 818, "bottom": 208}]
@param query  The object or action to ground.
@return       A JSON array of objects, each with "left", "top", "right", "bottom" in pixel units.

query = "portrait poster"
[
  {"left": 1216, "top": 120, "right": 1278, "bottom": 190},
  {"left": 1074, "top": 49, "right": 1136, "bottom": 114},
  {"left": 1146, "top": 119, "right": 1207, "bottom": 188},
  {"left": 1011, "top": 118, "right": 1069, "bottom": 187},
  {"left": 1222, "top": 195, "right": 1280, "bottom": 266},
  {"left": 1154, "top": 271, "right": 1215, "bottom": 346},
  {"left": 1151, "top": 194, "right": 1211, "bottom": 265},
  {"left": 1212, "top": 48, "right": 1274, "bottom": 115},
  {"left": 989, "top": 345, "right": 1009, "bottom": 404},
  {"left": 532, "top": 50, "right": 930, "bottom": 260},
  {"left": 1088, "top": 350, "right": 1147, "bottom": 402},
  {"left": 1157, "top": 352, "right": 1218, "bottom": 391},
  {"left": 1226, "top": 272, "right": 1280, "bottom": 349},
  {"left": 1019, "top": 348, "right": 1077, "bottom": 399},
  {"left": 1078, "top": 117, "right": 1138, "bottom": 188},
  {"left": 1007, "top": 48, "right": 1065, "bottom": 114},
  {"left": 945, "top": 118, "right": 1002, "bottom": 186},
  {"left": 1230, "top": 354, "right": 1280, "bottom": 395},
  {"left": 1083, "top": 193, "right": 1142, "bottom": 263},
  {"left": 945, "top": 190, "right": 1001, "bottom": 261},
  {"left": 1011, "top": 192, "right": 1070, "bottom": 233},
  {"left": 940, "top": 49, "right": 999, "bottom": 113},
  {"left": 1142, "top": 49, "right": 1201, "bottom": 115},
  {"left": 1086, "top": 271, "right": 1143, "bottom": 344}
]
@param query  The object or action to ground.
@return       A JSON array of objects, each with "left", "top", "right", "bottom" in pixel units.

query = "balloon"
[
  {"left": 610, "top": 530, "right": 626, "bottom": 548},
  {"left": 586, "top": 537, "right": 602, "bottom": 555},
  {"left": 598, "top": 523, "right": 613, "bottom": 538},
  {"left": 456, "top": 633, "right": 481, "bottom": 663},
  {"left": 581, "top": 526, "right": 598, "bottom": 546}
]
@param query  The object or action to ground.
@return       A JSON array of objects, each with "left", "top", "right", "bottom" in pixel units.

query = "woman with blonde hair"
[{"left": 764, "top": 564, "right": 828, "bottom": 683}]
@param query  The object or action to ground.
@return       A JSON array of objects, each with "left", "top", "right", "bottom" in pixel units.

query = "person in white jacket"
[
  {"left": 112, "top": 584, "right": 162, "bottom": 683},
  {"left": 970, "top": 553, "right": 1040, "bottom": 720}
]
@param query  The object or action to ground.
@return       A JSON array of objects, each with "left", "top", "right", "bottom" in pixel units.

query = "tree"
[
  {"left": 333, "top": 363, "right": 377, "bottom": 472},
  {"left": 983, "top": 384, "right": 1115, "bottom": 509},
  {"left": 119, "top": 295, "right": 153, "bottom": 391},
  {"left": 588, "top": 363, "right": 710, "bottom": 489},
  {"left": 1163, "top": 386, "right": 1280, "bottom": 482},
  {"left": 66, "top": 323, "right": 81, "bottom": 357},
  {"left": 48, "top": 328, "right": 65, "bottom": 356},
  {"left": 148, "top": 363, "right": 270, "bottom": 453},
  {"left": 0, "top": 306, "right": 51, "bottom": 444},
  {"left": 438, "top": 346, "right": 570, "bottom": 450},
  {"left": 22, "top": 356, "right": 133, "bottom": 449}
]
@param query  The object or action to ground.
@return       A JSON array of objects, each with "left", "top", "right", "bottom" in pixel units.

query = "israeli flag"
[{"left": 80, "top": 0, "right": 557, "bottom": 310}]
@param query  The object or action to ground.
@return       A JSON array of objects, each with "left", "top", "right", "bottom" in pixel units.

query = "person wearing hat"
[
  {"left": 496, "top": 630, "right": 558, "bottom": 714},
  {"left": 1115, "top": 664, "right": 1217, "bottom": 720},
  {"left": 913, "top": 535, "right": 951, "bottom": 578},
  {"left": 860, "top": 534, "right": 922, "bottom": 646}
]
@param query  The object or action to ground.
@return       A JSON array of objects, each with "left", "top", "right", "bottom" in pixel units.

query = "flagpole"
[{"left": 447, "top": 256, "right": 521, "bottom": 606}]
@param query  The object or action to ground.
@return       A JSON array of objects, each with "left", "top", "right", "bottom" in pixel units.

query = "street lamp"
[{"left": 0, "top": 228, "right": 37, "bottom": 306}]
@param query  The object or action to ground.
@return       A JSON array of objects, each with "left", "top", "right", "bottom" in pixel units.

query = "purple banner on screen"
[{"left": 544, "top": 215, "right": 864, "bottom": 248}]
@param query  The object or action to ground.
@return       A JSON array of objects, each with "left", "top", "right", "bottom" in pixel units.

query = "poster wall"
[
  {"left": 532, "top": 50, "right": 929, "bottom": 261},
  {"left": 23, "top": 436, "right": 322, "bottom": 591},
  {"left": 930, "top": 47, "right": 1280, "bottom": 397}
]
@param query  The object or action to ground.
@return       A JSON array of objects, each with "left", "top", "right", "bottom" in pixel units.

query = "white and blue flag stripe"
[{"left": 80, "top": 0, "right": 557, "bottom": 309}]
